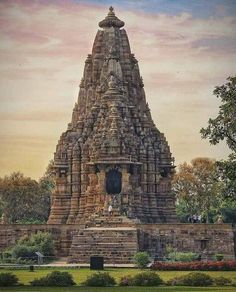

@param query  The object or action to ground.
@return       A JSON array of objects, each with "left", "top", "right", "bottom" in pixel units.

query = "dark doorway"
[{"left": 106, "top": 169, "right": 122, "bottom": 194}]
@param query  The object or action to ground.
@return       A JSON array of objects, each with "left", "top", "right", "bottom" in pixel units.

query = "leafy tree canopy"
[
  {"left": 173, "top": 158, "right": 223, "bottom": 223},
  {"left": 200, "top": 76, "right": 236, "bottom": 152},
  {"left": 0, "top": 167, "right": 53, "bottom": 224},
  {"left": 200, "top": 76, "right": 236, "bottom": 201}
]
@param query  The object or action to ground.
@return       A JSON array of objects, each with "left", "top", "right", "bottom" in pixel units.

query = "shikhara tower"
[{"left": 48, "top": 7, "right": 177, "bottom": 225}]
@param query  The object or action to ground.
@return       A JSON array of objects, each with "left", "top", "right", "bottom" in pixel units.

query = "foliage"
[
  {"left": 0, "top": 272, "right": 19, "bottom": 286},
  {"left": 11, "top": 245, "right": 37, "bottom": 263},
  {"left": 133, "top": 251, "right": 151, "bottom": 269},
  {"left": 167, "top": 272, "right": 213, "bottom": 286},
  {"left": 119, "top": 275, "right": 134, "bottom": 286},
  {"left": 200, "top": 76, "right": 236, "bottom": 152},
  {"left": 119, "top": 272, "right": 163, "bottom": 286},
  {"left": 216, "top": 154, "right": 236, "bottom": 200},
  {"left": 173, "top": 158, "right": 223, "bottom": 223},
  {"left": 167, "top": 252, "right": 199, "bottom": 262},
  {"left": 0, "top": 172, "right": 51, "bottom": 224},
  {"left": 175, "top": 199, "right": 191, "bottom": 223},
  {"left": 221, "top": 206, "right": 236, "bottom": 223},
  {"left": 214, "top": 254, "right": 224, "bottom": 261},
  {"left": 30, "top": 271, "right": 75, "bottom": 287},
  {"left": 151, "top": 260, "right": 236, "bottom": 271},
  {"left": 82, "top": 272, "right": 116, "bottom": 287},
  {"left": 214, "top": 276, "right": 232, "bottom": 286},
  {"left": 200, "top": 76, "right": 236, "bottom": 200},
  {"left": 3, "top": 232, "right": 54, "bottom": 264},
  {"left": 18, "top": 232, "right": 54, "bottom": 256},
  {"left": 131, "top": 272, "right": 163, "bottom": 286}
]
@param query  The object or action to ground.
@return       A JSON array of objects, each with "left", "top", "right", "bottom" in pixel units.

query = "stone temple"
[
  {"left": 0, "top": 8, "right": 235, "bottom": 264},
  {"left": 48, "top": 7, "right": 176, "bottom": 226}
]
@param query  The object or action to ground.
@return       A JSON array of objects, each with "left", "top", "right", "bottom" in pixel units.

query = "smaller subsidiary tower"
[{"left": 48, "top": 7, "right": 177, "bottom": 225}]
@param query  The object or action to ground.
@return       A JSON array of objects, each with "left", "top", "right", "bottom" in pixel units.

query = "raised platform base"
[
  {"left": 0, "top": 223, "right": 235, "bottom": 263},
  {"left": 68, "top": 227, "right": 138, "bottom": 264}
]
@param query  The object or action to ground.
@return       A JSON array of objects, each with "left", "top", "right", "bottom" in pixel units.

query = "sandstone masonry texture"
[
  {"left": 0, "top": 8, "right": 235, "bottom": 263},
  {"left": 48, "top": 7, "right": 176, "bottom": 225}
]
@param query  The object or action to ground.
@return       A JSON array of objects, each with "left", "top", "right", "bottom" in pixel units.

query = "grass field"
[
  {"left": 0, "top": 268, "right": 236, "bottom": 291},
  {"left": 1, "top": 286, "right": 236, "bottom": 292}
]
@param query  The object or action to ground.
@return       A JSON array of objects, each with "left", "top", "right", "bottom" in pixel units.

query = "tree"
[
  {"left": 200, "top": 76, "right": 236, "bottom": 152},
  {"left": 0, "top": 171, "right": 51, "bottom": 224},
  {"left": 173, "top": 158, "right": 223, "bottom": 223},
  {"left": 133, "top": 251, "right": 151, "bottom": 269},
  {"left": 200, "top": 76, "right": 236, "bottom": 200}
]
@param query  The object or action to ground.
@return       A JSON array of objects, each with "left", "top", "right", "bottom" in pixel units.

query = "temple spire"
[{"left": 99, "top": 6, "right": 125, "bottom": 29}]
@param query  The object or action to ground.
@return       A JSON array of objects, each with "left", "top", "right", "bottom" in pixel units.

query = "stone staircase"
[
  {"left": 68, "top": 226, "right": 138, "bottom": 264},
  {"left": 84, "top": 213, "right": 137, "bottom": 228}
]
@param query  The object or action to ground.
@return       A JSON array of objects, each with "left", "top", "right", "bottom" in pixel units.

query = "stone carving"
[{"left": 48, "top": 7, "right": 177, "bottom": 225}]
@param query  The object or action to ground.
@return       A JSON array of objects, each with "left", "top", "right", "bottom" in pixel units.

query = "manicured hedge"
[
  {"left": 166, "top": 272, "right": 214, "bottom": 286},
  {"left": 151, "top": 260, "right": 236, "bottom": 271},
  {"left": 0, "top": 272, "right": 19, "bottom": 286},
  {"left": 119, "top": 272, "right": 163, "bottom": 286},
  {"left": 30, "top": 271, "right": 75, "bottom": 287}
]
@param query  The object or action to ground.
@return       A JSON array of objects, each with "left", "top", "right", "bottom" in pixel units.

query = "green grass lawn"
[
  {"left": 1, "top": 286, "right": 236, "bottom": 292},
  {"left": 0, "top": 268, "right": 236, "bottom": 291},
  {"left": 1, "top": 267, "right": 236, "bottom": 285}
]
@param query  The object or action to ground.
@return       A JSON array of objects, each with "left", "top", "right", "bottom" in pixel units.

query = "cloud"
[{"left": 0, "top": 0, "right": 235, "bottom": 178}]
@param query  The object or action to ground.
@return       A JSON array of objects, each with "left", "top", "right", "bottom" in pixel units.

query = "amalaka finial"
[{"left": 99, "top": 6, "right": 124, "bottom": 29}]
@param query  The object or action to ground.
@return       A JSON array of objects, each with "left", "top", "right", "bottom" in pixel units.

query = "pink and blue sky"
[{"left": 0, "top": 0, "right": 236, "bottom": 179}]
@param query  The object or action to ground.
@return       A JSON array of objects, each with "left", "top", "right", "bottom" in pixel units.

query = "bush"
[
  {"left": 119, "top": 275, "right": 134, "bottom": 286},
  {"left": 214, "top": 276, "right": 232, "bottom": 286},
  {"left": 12, "top": 245, "right": 37, "bottom": 261},
  {"left": 18, "top": 232, "right": 54, "bottom": 256},
  {"left": 151, "top": 260, "right": 236, "bottom": 271},
  {"left": 2, "top": 250, "right": 13, "bottom": 263},
  {"left": 214, "top": 254, "right": 224, "bottom": 261},
  {"left": 4, "top": 232, "right": 55, "bottom": 264},
  {"left": 0, "top": 272, "right": 19, "bottom": 286},
  {"left": 82, "top": 272, "right": 116, "bottom": 287},
  {"left": 119, "top": 272, "right": 163, "bottom": 287},
  {"left": 131, "top": 272, "right": 163, "bottom": 286},
  {"left": 167, "top": 252, "right": 199, "bottom": 262},
  {"left": 167, "top": 272, "right": 213, "bottom": 286},
  {"left": 30, "top": 271, "right": 75, "bottom": 287},
  {"left": 133, "top": 251, "right": 151, "bottom": 269}
]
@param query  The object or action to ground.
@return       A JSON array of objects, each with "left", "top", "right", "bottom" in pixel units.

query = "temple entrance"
[{"left": 106, "top": 169, "right": 122, "bottom": 194}]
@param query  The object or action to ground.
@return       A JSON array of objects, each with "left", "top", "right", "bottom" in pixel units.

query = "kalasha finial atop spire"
[{"left": 99, "top": 7, "right": 125, "bottom": 29}]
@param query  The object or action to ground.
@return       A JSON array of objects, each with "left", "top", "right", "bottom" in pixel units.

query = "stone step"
[{"left": 68, "top": 227, "right": 138, "bottom": 264}]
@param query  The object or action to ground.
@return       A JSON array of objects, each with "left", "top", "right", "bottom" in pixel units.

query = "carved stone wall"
[
  {"left": 48, "top": 7, "right": 176, "bottom": 225},
  {"left": 0, "top": 224, "right": 235, "bottom": 262}
]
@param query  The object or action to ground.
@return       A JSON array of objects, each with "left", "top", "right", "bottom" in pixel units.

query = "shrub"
[
  {"left": 168, "top": 272, "right": 213, "bottom": 286},
  {"left": 133, "top": 251, "right": 151, "bottom": 269},
  {"left": 166, "top": 276, "right": 185, "bottom": 286},
  {"left": 151, "top": 260, "right": 236, "bottom": 271},
  {"left": 214, "top": 276, "right": 232, "bottom": 286},
  {"left": 12, "top": 245, "right": 37, "bottom": 261},
  {"left": 167, "top": 252, "right": 199, "bottom": 262},
  {"left": 82, "top": 272, "right": 116, "bottom": 287},
  {"left": 30, "top": 271, "right": 75, "bottom": 287},
  {"left": 119, "top": 275, "right": 134, "bottom": 286},
  {"left": 2, "top": 250, "right": 13, "bottom": 263},
  {"left": 131, "top": 272, "right": 163, "bottom": 286},
  {"left": 214, "top": 254, "right": 224, "bottom": 261},
  {"left": 4, "top": 232, "right": 55, "bottom": 264},
  {"left": 0, "top": 272, "right": 19, "bottom": 286},
  {"left": 19, "top": 232, "right": 54, "bottom": 256}
]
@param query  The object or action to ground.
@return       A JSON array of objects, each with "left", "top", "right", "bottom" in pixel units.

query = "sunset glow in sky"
[{"left": 0, "top": 0, "right": 236, "bottom": 179}]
